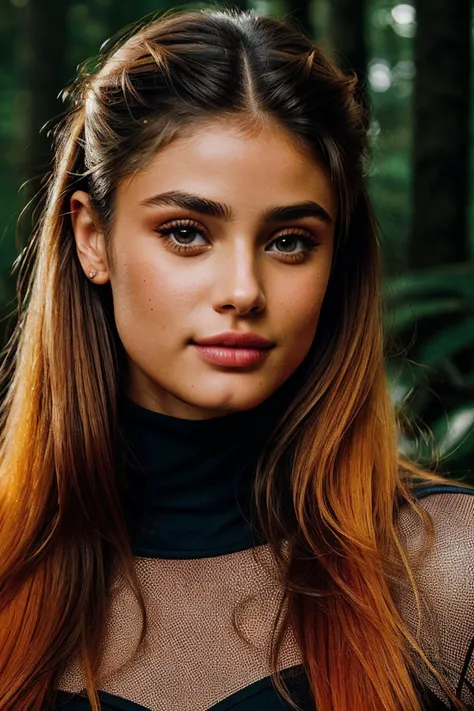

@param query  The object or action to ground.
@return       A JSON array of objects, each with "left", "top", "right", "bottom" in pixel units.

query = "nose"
[{"left": 212, "top": 242, "right": 266, "bottom": 317}]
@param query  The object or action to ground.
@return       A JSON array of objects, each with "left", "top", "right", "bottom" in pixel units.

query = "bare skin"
[{"left": 71, "top": 119, "right": 336, "bottom": 419}]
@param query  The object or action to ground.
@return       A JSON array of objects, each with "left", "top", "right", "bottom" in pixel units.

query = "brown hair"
[{"left": 0, "top": 8, "right": 466, "bottom": 711}]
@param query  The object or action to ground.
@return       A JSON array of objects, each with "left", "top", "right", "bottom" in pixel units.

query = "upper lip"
[{"left": 192, "top": 331, "right": 274, "bottom": 349}]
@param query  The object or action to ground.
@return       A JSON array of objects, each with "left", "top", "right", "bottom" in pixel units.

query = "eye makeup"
[{"left": 154, "top": 218, "right": 322, "bottom": 263}]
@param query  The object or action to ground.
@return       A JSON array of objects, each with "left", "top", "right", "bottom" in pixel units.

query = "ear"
[{"left": 70, "top": 190, "right": 110, "bottom": 285}]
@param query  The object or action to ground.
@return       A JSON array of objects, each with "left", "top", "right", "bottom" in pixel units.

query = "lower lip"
[{"left": 191, "top": 345, "right": 271, "bottom": 367}]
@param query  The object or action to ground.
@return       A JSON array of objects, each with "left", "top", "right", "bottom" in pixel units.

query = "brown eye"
[
  {"left": 168, "top": 227, "right": 204, "bottom": 244},
  {"left": 160, "top": 226, "right": 207, "bottom": 245},
  {"left": 154, "top": 220, "right": 210, "bottom": 254},
  {"left": 273, "top": 236, "right": 300, "bottom": 253},
  {"left": 266, "top": 232, "right": 320, "bottom": 260}
]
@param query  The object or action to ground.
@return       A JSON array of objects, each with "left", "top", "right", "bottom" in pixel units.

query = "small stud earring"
[{"left": 88, "top": 269, "right": 97, "bottom": 279}]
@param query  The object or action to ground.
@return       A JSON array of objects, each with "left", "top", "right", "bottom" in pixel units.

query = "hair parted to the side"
[{"left": 0, "top": 8, "right": 467, "bottom": 711}]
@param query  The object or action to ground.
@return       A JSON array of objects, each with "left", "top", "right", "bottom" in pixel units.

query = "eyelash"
[{"left": 154, "top": 219, "right": 322, "bottom": 263}]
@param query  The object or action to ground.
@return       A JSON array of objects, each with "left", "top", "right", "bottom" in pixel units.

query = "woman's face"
[{"left": 72, "top": 119, "right": 336, "bottom": 419}]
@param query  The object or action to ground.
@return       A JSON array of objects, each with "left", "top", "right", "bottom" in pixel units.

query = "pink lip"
[
  {"left": 192, "top": 345, "right": 270, "bottom": 368},
  {"left": 191, "top": 331, "right": 274, "bottom": 368},
  {"left": 192, "top": 331, "right": 274, "bottom": 349}
]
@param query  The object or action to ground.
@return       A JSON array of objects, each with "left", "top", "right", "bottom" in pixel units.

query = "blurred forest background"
[{"left": 0, "top": 0, "right": 473, "bottom": 478}]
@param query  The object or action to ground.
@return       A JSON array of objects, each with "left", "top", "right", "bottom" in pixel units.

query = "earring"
[{"left": 88, "top": 269, "right": 97, "bottom": 279}]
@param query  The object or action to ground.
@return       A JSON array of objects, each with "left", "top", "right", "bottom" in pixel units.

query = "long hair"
[{"left": 0, "top": 9, "right": 465, "bottom": 711}]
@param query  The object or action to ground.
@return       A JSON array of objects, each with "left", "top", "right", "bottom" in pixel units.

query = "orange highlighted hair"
[{"left": 0, "top": 10, "right": 466, "bottom": 711}]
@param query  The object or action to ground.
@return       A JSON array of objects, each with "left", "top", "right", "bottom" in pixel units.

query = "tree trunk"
[
  {"left": 327, "top": 0, "right": 367, "bottom": 102},
  {"left": 288, "top": 0, "right": 313, "bottom": 37},
  {"left": 230, "top": 0, "right": 247, "bottom": 11},
  {"left": 106, "top": 0, "right": 141, "bottom": 36},
  {"left": 411, "top": 0, "right": 471, "bottom": 267},
  {"left": 19, "top": 0, "right": 70, "bottom": 191}
]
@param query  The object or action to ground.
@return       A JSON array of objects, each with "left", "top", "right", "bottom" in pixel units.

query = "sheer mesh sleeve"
[{"left": 396, "top": 489, "right": 474, "bottom": 708}]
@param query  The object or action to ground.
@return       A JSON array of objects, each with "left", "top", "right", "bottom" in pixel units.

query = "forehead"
[{"left": 117, "top": 118, "right": 337, "bottom": 220}]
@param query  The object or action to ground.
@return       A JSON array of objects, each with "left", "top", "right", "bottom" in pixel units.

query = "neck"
[{"left": 117, "top": 384, "right": 294, "bottom": 559}]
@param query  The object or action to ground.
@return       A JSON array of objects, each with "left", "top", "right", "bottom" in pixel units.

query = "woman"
[{"left": 0, "top": 8, "right": 472, "bottom": 711}]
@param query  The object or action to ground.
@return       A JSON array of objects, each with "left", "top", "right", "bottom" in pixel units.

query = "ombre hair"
[{"left": 0, "top": 8, "right": 466, "bottom": 711}]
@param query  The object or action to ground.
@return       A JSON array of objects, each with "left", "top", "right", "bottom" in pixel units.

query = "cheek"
[
  {"left": 110, "top": 252, "right": 196, "bottom": 330},
  {"left": 277, "top": 270, "right": 330, "bottom": 343},
  {"left": 111, "top": 259, "right": 188, "bottom": 367}
]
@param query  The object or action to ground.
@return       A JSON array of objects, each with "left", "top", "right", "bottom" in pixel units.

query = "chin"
[{"left": 186, "top": 383, "right": 278, "bottom": 416}]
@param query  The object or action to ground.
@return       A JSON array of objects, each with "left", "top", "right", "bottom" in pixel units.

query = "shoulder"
[
  {"left": 395, "top": 484, "right": 474, "bottom": 708},
  {"left": 396, "top": 484, "right": 474, "bottom": 643},
  {"left": 397, "top": 483, "right": 474, "bottom": 576}
]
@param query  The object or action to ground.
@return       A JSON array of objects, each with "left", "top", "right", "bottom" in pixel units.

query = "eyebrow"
[{"left": 139, "top": 190, "right": 333, "bottom": 225}]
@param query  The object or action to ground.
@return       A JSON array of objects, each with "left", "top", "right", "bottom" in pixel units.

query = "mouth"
[
  {"left": 190, "top": 333, "right": 274, "bottom": 368},
  {"left": 192, "top": 331, "right": 274, "bottom": 349}
]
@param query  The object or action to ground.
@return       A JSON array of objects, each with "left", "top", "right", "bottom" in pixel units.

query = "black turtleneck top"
[
  {"left": 53, "top": 395, "right": 474, "bottom": 711},
  {"left": 120, "top": 395, "right": 270, "bottom": 560}
]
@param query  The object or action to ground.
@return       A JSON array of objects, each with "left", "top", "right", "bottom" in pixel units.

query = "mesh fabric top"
[
  {"left": 55, "top": 487, "right": 474, "bottom": 711},
  {"left": 53, "top": 398, "right": 474, "bottom": 710}
]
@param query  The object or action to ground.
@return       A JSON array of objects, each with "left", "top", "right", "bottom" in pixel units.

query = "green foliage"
[{"left": 385, "top": 264, "right": 474, "bottom": 478}]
